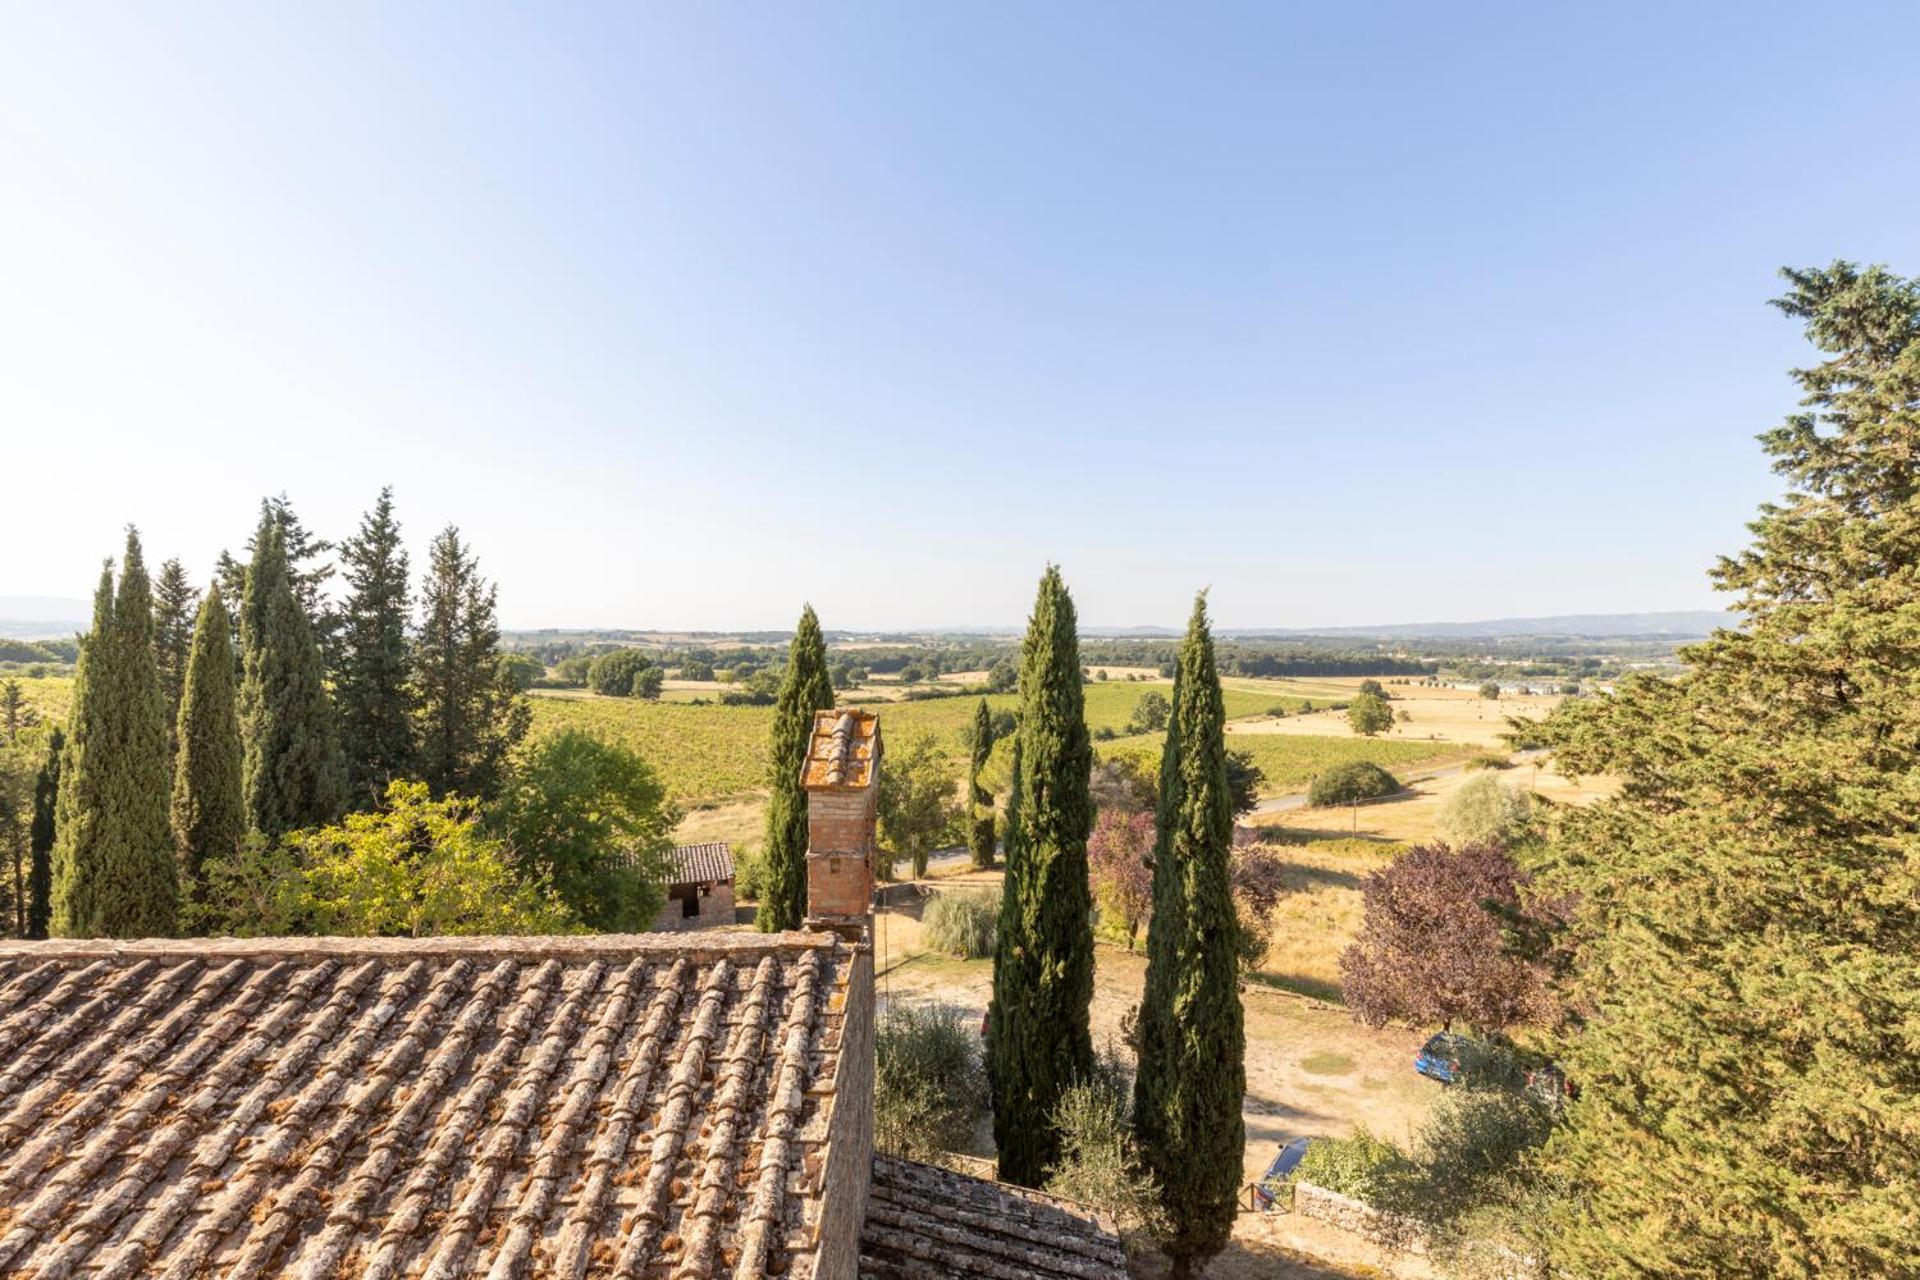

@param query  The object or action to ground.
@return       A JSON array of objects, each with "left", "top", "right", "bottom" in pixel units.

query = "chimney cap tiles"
[{"left": 801, "top": 709, "right": 881, "bottom": 791}]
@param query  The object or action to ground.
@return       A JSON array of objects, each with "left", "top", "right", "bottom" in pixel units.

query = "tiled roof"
[
  {"left": 0, "top": 932, "right": 855, "bottom": 1280},
  {"left": 859, "top": 1155, "right": 1129, "bottom": 1280},
  {"left": 801, "top": 711, "right": 880, "bottom": 791},
  {"left": 667, "top": 842, "right": 734, "bottom": 886}
]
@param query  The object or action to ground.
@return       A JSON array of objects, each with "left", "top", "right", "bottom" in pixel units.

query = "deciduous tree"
[
  {"left": 876, "top": 732, "right": 961, "bottom": 879},
  {"left": 756, "top": 605, "right": 833, "bottom": 931},
  {"left": 1134, "top": 593, "right": 1243, "bottom": 1276},
  {"left": 1347, "top": 690, "right": 1394, "bottom": 736},
  {"left": 1339, "top": 841, "right": 1559, "bottom": 1034},
  {"left": 490, "top": 729, "right": 675, "bottom": 931},
  {"left": 989, "top": 566, "right": 1096, "bottom": 1186},
  {"left": 1087, "top": 808, "right": 1152, "bottom": 948}
]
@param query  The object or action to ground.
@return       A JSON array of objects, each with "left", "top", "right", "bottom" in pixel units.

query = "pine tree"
[
  {"left": 27, "top": 726, "right": 59, "bottom": 939},
  {"left": 239, "top": 515, "right": 346, "bottom": 837},
  {"left": 757, "top": 605, "right": 834, "bottom": 931},
  {"left": 151, "top": 556, "right": 198, "bottom": 757},
  {"left": 52, "top": 532, "right": 178, "bottom": 937},
  {"left": 171, "top": 584, "right": 244, "bottom": 912},
  {"left": 968, "top": 697, "right": 997, "bottom": 868},
  {"left": 336, "top": 488, "right": 417, "bottom": 803},
  {"left": 1134, "top": 593, "right": 1245, "bottom": 1277},
  {"left": 988, "top": 565, "right": 1095, "bottom": 1186},
  {"left": 1534, "top": 263, "right": 1920, "bottom": 1276},
  {"left": 414, "top": 526, "right": 526, "bottom": 799}
]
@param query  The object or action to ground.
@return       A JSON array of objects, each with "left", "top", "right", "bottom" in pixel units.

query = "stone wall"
[
  {"left": 650, "top": 879, "right": 736, "bottom": 931},
  {"left": 813, "top": 942, "right": 874, "bottom": 1280},
  {"left": 1292, "top": 1180, "right": 1430, "bottom": 1255}
]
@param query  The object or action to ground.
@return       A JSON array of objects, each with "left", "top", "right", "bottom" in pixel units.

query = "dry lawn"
[{"left": 1228, "top": 680, "right": 1562, "bottom": 752}]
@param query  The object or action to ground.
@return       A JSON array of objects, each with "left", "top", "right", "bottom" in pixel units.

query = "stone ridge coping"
[{"left": 0, "top": 929, "right": 842, "bottom": 963}]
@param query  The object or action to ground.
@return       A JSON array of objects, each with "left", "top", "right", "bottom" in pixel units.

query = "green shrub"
[
  {"left": 1044, "top": 1051, "right": 1164, "bottom": 1234},
  {"left": 1308, "top": 761, "right": 1401, "bottom": 807},
  {"left": 875, "top": 1004, "right": 987, "bottom": 1162},
  {"left": 731, "top": 842, "right": 767, "bottom": 902},
  {"left": 1439, "top": 772, "right": 1533, "bottom": 847},
  {"left": 1293, "top": 1127, "right": 1420, "bottom": 1207},
  {"left": 1462, "top": 753, "right": 1514, "bottom": 771},
  {"left": 922, "top": 889, "right": 997, "bottom": 958}
]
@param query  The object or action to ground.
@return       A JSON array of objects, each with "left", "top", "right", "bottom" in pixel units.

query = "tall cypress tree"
[
  {"left": 968, "top": 697, "right": 997, "bottom": 868},
  {"left": 336, "top": 488, "right": 417, "bottom": 803},
  {"left": 240, "top": 515, "right": 345, "bottom": 837},
  {"left": 151, "top": 556, "right": 198, "bottom": 757},
  {"left": 27, "top": 726, "right": 60, "bottom": 939},
  {"left": 414, "top": 526, "right": 526, "bottom": 799},
  {"left": 1533, "top": 263, "right": 1920, "bottom": 1276},
  {"left": 757, "top": 604, "right": 834, "bottom": 931},
  {"left": 171, "top": 584, "right": 244, "bottom": 910},
  {"left": 52, "top": 531, "right": 177, "bottom": 938},
  {"left": 988, "top": 565, "right": 1095, "bottom": 1186},
  {"left": 1134, "top": 593, "right": 1245, "bottom": 1277}
]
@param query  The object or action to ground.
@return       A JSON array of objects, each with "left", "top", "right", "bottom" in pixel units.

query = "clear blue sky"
[{"left": 3, "top": 3, "right": 1915, "bottom": 630}]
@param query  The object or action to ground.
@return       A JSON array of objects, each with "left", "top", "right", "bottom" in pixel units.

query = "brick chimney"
[{"left": 801, "top": 709, "right": 882, "bottom": 934}]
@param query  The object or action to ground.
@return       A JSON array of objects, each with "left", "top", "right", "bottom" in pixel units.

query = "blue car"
[
  {"left": 1250, "top": 1137, "right": 1316, "bottom": 1211},
  {"left": 1414, "top": 1031, "right": 1469, "bottom": 1084}
]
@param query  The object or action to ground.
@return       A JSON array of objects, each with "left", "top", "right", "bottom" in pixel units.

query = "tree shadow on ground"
[
  {"left": 1127, "top": 1231, "right": 1381, "bottom": 1280},
  {"left": 1252, "top": 823, "right": 1407, "bottom": 848},
  {"left": 1246, "top": 971, "right": 1346, "bottom": 1004}
]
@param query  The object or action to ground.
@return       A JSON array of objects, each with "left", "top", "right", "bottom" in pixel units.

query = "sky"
[{"left": 3, "top": 3, "right": 1917, "bottom": 632}]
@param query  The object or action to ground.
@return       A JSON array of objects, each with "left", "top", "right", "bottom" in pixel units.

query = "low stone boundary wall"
[{"left": 1291, "top": 1181, "right": 1430, "bottom": 1256}]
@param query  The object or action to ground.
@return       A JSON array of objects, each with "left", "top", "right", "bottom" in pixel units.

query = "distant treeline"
[
  {"left": 0, "top": 636, "right": 78, "bottom": 666},
  {"left": 1081, "top": 640, "right": 1433, "bottom": 679}
]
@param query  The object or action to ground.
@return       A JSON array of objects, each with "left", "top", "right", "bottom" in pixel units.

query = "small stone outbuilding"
[{"left": 652, "top": 841, "right": 737, "bottom": 931}]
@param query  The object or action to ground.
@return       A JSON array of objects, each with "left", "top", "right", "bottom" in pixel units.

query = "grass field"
[{"left": 0, "top": 674, "right": 73, "bottom": 726}]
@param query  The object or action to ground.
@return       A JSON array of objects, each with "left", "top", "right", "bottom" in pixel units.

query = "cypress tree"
[
  {"left": 414, "top": 526, "right": 526, "bottom": 799},
  {"left": 151, "top": 556, "right": 198, "bottom": 757},
  {"left": 52, "top": 531, "right": 177, "bottom": 938},
  {"left": 1134, "top": 593, "right": 1245, "bottom": 1277},
  {"left": 336, "top": 488, "right": 417, "bottom": 802},
  {"left": 757, "top": 604, "right": 834, "bottom": 931},
  {"left": 240, "top": 515, "right": 346, "bottom": 837},
  {"left": 968, "top": 697, "right": 997, "bottom": 868},
  {"left": 27, "top": 726, "right": 60, "bottom": 939},
  {"left": 1533, "top": 263, "right": 1920, "bottom": 1275},
  {"left": 171, "top": 584, "right": 244, "bottom": 910},
  {"left": 988, "top": 565, "right": 1095, "bottom": 1186}
]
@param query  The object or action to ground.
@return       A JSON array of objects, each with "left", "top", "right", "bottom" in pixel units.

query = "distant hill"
[
  {"left": 1232, "top": 610, "right": 1733, "bottom": 640},
  {"left": 0, "top": 596, "right": 90, "bottom": 639}
]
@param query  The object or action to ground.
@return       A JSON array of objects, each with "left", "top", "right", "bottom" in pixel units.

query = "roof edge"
[{"left": 0, "top": 929, "right": 840, "bottom": 963}]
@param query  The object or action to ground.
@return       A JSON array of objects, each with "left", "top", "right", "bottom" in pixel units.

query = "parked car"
[
  {"left": 1414, "top": 1030, "right": 1470, "bottom": 1083},
  {"left": 1250, "top": 1137, "right": 1316, "bottom": 1211}
]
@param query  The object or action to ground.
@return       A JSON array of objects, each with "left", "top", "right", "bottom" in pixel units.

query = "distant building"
[{"left": 652, "top": 840, "right": 736, "bottom": 930}]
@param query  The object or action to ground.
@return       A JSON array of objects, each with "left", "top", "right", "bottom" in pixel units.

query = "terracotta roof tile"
[
  {"left": 801, "top": 711, "right": 880, "bottom": 791},
  {"left": 0, "top": 932, "right": 851, "bottom": 1280},
  {"left": 666, "top": 842, "right": 734, "bottom": 885},
  {"left": 858, "top": 1155, "right": 1129, "bottom": 1280}
]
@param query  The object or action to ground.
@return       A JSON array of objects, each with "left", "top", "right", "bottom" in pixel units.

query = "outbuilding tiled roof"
[
  {"left": 801, "top": 711, "right": 879, "bottom": 791},
  {"left": 859, "top": 1155, "right": 1129, "bottom": 1280},
  {"left": 0, "top": 932, "right": 856, "bottom": 1280},
  {"left": 666, "top": 842, "right": 735, "bottom": 886}
]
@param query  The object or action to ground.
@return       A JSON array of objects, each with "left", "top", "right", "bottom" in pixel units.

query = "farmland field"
[{"left": 528, "top": 676, "right": 1338, "bottom": 803}]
